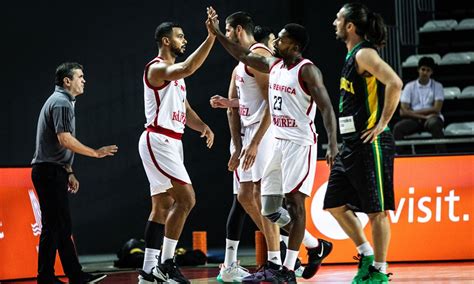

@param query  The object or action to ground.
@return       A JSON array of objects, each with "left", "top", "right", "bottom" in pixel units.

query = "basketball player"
[
  {"left": 209, "top": 25, "right": 307, "bottom": 280},
  {"left": 324, "top": 3, "right": 402, "bottom": 283},
  {"left": 137, "top": 20, "right": 215, "bottom": 284},
  {"left": 212, "top": 12, "right": 281, "bottom": 283},
  {"left": 209, "top": 25, "right": 275, "bottom": 109},
  {"left": 207, "top": 7, "right": 338, "bottom": 283}
]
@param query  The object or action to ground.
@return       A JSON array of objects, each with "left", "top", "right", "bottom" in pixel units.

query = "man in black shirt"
[
  {"left": 323, "top": 3, "right": 403, "bottom": 284},
  {"left": 32, "top": 62, "right": 118, "bottom": 284}
]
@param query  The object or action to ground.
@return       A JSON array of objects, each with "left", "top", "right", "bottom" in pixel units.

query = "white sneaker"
[
  {"left": 138, "top": 275, "right": 156, "bottom": 284},
  {"left": 216, "top": 261, "right": 251, "bottom": 283},
  {"left": 295, "top": 265, "right": 305, "bottom": 278},
  {"left": 152, "top": 264, "right": 169, "bottom": 282}
]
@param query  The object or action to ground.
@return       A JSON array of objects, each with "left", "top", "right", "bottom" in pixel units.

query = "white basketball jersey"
[
  {"left": 268, "top": 58, "right": 317, "bottom": 145},
  {"left": 235, "top": 43, "right": 272, "bottom": 126},
  {"left": 143, "top": 57, "right": 187, "bottom": 134}
]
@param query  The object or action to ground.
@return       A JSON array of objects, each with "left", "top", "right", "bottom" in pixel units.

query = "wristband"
[{"left": 67, "top": 172, "right": 74, "bottom": 176}]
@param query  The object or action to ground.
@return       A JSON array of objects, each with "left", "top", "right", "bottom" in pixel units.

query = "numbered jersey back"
[{"left": 268, "top": 58, "right": 317, "bottom": 146}]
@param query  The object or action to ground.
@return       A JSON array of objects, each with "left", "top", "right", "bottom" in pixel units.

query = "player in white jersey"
[
  {"left": 211, "top": 12, "right": 283, "bottom": 282},
  {"left": 207, "top": 7, "right": 339, "bottom": 282},
  {"left": 137, "top": 21, "right": 215, "bottom": 284},
  {"left": 211, "top": 68, "right": 250, "bottom": 238}
]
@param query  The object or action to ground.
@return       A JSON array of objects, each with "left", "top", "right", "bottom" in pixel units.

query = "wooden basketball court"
[{"left": 5, "top": 261, "right": 473, "bottom": 283}]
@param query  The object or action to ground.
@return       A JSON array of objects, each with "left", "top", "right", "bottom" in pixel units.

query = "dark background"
[{"left": 2, "top": 0, "right": 395, "bottom": 254}]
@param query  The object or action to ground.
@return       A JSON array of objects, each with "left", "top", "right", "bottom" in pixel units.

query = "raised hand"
[{"left": 206, "top": 6, "right": 220, "bottom": 35}]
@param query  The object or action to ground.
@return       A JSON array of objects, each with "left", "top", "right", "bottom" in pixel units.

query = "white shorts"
[
  {"left": 138, "top": 131, "right": 191, "bottom": 196},
  {"left": 239, "top": 123, "right": 274, "bottom": 183},
  {"left": 261, "top": 139, "right": 317, "bottom": 196}
]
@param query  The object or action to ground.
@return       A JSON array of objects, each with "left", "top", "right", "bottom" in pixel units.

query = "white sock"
[
  {"left": 224, "top": 239, "right": 239, "bottom": 267},
  {"left": 283, "top": 249, "right": 299, "bottom": 271},
  {"left": 356, "top": 242, "right": 374, "bottom": 256},
  {"left": 161, "top": 237, "right": 178, "bottom": 263},
  {"left": 302, "top": 230, "right": 319, "bottom": 248},
  {"left": 374, "top": 261, "right": 387, "bottom": 273},
  {"left": 280, "top": 235, "right": 289, "bottom": 247},
  {"left": 143, "top": 248, "right": 160, "bottom": 273},
  {"left": 268, "top": 251, "right": 282, "bottom": 265}
]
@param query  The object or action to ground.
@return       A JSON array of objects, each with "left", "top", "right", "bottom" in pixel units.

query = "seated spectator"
[{"left": 393, "top": 56, "right": 446, "bottom": 152}]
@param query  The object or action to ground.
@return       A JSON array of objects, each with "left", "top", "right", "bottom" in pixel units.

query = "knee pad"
[
  {"left": 261, "top": 195, "right": 291, "bottom": 227},
  {"left": 262, "top": 207, "right": 291, "bottom": 227}
]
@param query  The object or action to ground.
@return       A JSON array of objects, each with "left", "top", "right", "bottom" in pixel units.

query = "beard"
[
  {"left": 229, "top": 30, "right": 239, "bottom": 44},
  {"left": 336, "top": 29, "right": 347, "bottom": 42},
  {"left": 273, "top": 47, "right": 283, "bottom": 58},
  {"left": 171, "top": 44, "right": 185, "bottom": 57}
]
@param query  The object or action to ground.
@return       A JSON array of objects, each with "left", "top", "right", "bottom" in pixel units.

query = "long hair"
[{"left": 343, "top": 2, "right": 387, "bottom": 48}]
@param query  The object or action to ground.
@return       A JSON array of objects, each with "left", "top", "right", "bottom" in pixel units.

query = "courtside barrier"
[
  {"left": 301, "top": 155, "right": 474, "bottom": 263},
  {"left": 0, "top": 167, "right": 65, "bottom": 280}
]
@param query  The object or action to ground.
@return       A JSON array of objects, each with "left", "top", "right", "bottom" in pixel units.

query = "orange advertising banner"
[
  {"left": 301, "top": 155, "right": 474, "bottom": 263},
  {"left": 0, "top": 168, "right": 65, "bottom": 280}
]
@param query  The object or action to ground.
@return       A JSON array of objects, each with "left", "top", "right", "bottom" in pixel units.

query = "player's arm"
[
  {"left": 356, "top": 48, "right": 403, "bottom": 143},
  {"left": 226, "top": 68, "right": 243, "bottom": 170},
  {"left": 301, "top": 64, "right": 338, "bottom": 165},
  {"left": 210, "top": 95, "right": 239, "bottom": 108},
  {"left": 226, "top": 67, "right": 242, "bottom": 150},
  {"left": 241, "top": 48, "right": 272, "bottom": 170},
  {"left": 227, "top": 98, "right": 240, "bottom": 108},
  {"left": 206, "top": 7, "right": 277, "bottom": 74},
  {"left": 250, "top": 48, "right": 272, "bottom": 102},
  {"left": 248, "top": 48, "right": 271, "bottom": 138},
  {"left": 148, "top": 31, "right": 215, "bottom": 86},
  {"left": 185, "top": 100, "right": 214, "bottom": 148}
]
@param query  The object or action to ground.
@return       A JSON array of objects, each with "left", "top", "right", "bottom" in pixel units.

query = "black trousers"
[
  {"left": 393, "top": 116, "right": 446, "bottom": 152},
  {"left": 31, "top": 163, "right": 82, "bottom": 283}
]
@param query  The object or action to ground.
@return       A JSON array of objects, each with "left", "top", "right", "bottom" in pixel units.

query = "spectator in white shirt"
[{"left": 393, "top": 56, "right": 446, "bottom": 152}]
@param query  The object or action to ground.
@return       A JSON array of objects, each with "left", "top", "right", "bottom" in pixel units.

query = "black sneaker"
[
  {"left": 302, "top": 238, "right": 333, "bottom": 279},
  {"left": 155, "top": 258, "right": 190, "bottom": 284},
  {"left": 242, "top": 261, "right": 281, "bottom": 283},
  {"left": 270, "top": 266, "right": 297, "bottom": 284},
  {"left": 138, "top": 267, "right": 165, "bottom": 283},
  {"left": 82, "top": 272, "right": 107, "bottom": 283},
  {"left": 280, "top": 240, "right": 302, "bottom": 270}
]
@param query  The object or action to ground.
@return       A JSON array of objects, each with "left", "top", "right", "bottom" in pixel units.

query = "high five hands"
[{"left": 206, "top": 7, "right": 220, "bottom": 35}]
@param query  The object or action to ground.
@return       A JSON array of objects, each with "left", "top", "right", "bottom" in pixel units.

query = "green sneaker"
[
  {"left": 361, "top": 265, "right": 392, "bottom": 283},
  {"left": 351, "top": 254, "right": 375, "bottom": 284}
]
